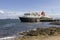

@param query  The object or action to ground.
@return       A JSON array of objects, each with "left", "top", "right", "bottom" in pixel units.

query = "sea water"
[{"left": 0, "top": 19, "right": 60, "bottom": 40}]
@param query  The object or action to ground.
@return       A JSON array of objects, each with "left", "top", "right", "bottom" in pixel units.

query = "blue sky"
[{"left": 0, "top": 0, "right": 60, "bottom": 19}]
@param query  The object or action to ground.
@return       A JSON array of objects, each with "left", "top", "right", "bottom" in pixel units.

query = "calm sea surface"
[{"left": 0, "top": 19, "right": 60, "bottom": 40}]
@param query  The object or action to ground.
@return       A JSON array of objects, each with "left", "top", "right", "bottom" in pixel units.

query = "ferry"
[{"left": 19, "top": 11, "right": 53, "bottom": 22}]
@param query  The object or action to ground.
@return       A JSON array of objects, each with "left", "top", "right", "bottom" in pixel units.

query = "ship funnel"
[{"left": 41, "top": 11, "right": 45, "bottom": 16}]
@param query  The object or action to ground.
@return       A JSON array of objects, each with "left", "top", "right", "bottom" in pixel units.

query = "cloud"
[
  {"left": 0, "top": 10, "right": 60, "bottom": 19},
  {"left": 0, "top": 10, "right": 4, "bottom": 14},
  {"left": 6, "top": 11, "right": 24, "bottom": 16},
  {"left": 0, "top": 10, "right": 25, "bottom": 19}
]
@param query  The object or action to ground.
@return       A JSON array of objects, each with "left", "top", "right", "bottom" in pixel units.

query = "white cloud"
[
  {"left": 0, "top": 10, "right": 25, "bottom": 19},
  {"left": 6, "top": 11, "right": 24, "bottom": 16},
  {"left": 0, "top": 10, "right": 60, "bottom": 19},
  {"left": 0, "top": 10, "right": 5, "bottom": 14}
]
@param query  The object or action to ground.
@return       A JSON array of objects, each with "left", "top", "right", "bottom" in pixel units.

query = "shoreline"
[
  {"left": 1, "top": 26, "right": 60, "bottom": 40},
  {"left": 15, "top": 27, "right": 60, "bottom": 40},
  {"left": 0, "top": 36, "right": 16, "bottom": 40}
]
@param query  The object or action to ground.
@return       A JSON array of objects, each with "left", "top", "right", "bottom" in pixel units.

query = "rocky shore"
[{"left": 15, "top": 27, "right": 60, "bottom": 40}]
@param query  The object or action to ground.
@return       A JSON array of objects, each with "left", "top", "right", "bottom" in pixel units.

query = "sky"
[{"left": 0, "top": 0, "right": 60, "bottom": 19}]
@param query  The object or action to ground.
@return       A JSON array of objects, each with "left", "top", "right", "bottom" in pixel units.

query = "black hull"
[
  {"left": 19, "top": 17, "right": 60, "bottom": 22},
  {"left": 19, "top": 17, "right": 40, "bottom": 22}
]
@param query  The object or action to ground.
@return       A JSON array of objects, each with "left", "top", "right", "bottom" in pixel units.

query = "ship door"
[{"left": 36, "top": 19, "right": 40, "bottom": 22}]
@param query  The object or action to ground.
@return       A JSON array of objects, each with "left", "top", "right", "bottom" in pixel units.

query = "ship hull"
[
  {"left": 19, "top": 17, "right": 40, "bottom": 22},
  {"left": 19, "top": 17, "right": 59, "bottom": 22}
]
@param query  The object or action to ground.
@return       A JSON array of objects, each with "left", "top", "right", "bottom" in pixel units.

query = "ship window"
[{"left": 24, "top": 13, "right": 30, "bottom": 15}]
